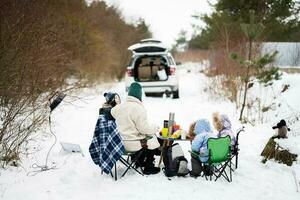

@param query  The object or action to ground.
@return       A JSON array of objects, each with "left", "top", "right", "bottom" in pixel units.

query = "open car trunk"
[
  {"left": 134, "top": 56, "right": 169, "bottom": 82},
  {"left": 128, "top": 40, "right": 167, "bottom": 53}
]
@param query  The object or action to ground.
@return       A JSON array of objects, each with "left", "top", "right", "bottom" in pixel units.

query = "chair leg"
[
  {"left": 229, "top": 159, "right": 232, "bottom": 182},
  {"left": 120, "top": 158, "right": 134, "bottom": 177},
  {"left": 229, "top": 158, "right": 234, "bottom": 172},
  {"left": 121, "top": 151, "right": 144, "bottom": 177},
  {"left": 120, "top": 157, "right": 130, "bottom": 167},
  {"left": 201, "top": 171, "right": 208, "bottom": 180},
  {"left": 210, "top": 164, "right": 212, "bottom": 181},
  {"left": 122, "top": 156, "right": 144, "bottom": 176},
  {"left": 214, "top": 161, "right": 230, "bottom": 182},
  {"left": 115, "top": 163, "right": 117, "bottom": 181},
  {"left": 214, "top": 165, "right": 223, "bottom": 181},
  {"left": 235, "top": 153, "right": 238, "bottom": 169}
]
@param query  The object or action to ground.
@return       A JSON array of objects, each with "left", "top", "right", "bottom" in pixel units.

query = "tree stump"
[{"left": 261, "top": 138, "right": 297, "bottom": 166}]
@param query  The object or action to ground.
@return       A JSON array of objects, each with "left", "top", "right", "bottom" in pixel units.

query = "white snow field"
[{"left": 1, "top": 63, "right": 300, "bottom": 200}]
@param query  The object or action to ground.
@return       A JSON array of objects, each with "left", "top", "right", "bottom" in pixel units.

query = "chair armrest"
[
  {"left": 234, "top": 126, "right": 245, "bottom": 147},
  {"left": 189, "top": 150, "right": 199, "bottom": 157},
  {"left": 236, "top": 126, "right": 245, "bottom": 137},
  {"left": 122, "top": 135, "right": 153, "bottom": 142},
  {"left": 144, "top": 135, "right": 153, "bottom": 140}
]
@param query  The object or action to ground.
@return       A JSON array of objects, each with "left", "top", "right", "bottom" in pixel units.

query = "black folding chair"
[
  {"left": 110, "top": 136, "right": 158, "bottom": 180},
  {"left": 111, "top": 138, "right": 152, "bottom": 181}
]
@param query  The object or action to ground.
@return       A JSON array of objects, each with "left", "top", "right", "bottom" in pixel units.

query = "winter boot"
[
  {"left": 153, "top": 148, "right": 161, "bottom": 156},
  {"left": 143, "top": 149, "right": 160, "bottom": 175},
  {"left": 143, "top": 165, "right": 161, "bottom": 175},
  {"left": 190, "top": 157, "right": 202, "bottom": 177},
  {"left": 131, "top": 149, "right": 146, "bottom": 168},
  {"left": 203, "top": 165, "right": 214, "bottom": 176}
]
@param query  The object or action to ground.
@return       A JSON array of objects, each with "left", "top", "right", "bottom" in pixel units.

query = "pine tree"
[{"left": 230, "top": 10, "right": 282, "bottom": 122}]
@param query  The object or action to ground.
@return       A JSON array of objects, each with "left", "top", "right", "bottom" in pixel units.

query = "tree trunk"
[
  {"left": 261, "top": 138, "right": 297, "bottom": 166},
  {"left": 239, "top": 39, "right": 252, "bottom": 121}
]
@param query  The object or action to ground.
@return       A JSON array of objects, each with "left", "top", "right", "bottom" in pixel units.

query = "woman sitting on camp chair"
[
  {"left": 111, "top": 82, "right": 161, "bottom": 175},
  {"left": 89, "top": 92, "right": 125, "bottom": 174}
]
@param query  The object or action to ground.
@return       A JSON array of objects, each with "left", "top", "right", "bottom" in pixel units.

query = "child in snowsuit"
[
  {"left": 213, "top": 112, "right": 236, "bottom": 145},
  {"left": 190, "top": 119, "right": 214, "bottom": 177}
]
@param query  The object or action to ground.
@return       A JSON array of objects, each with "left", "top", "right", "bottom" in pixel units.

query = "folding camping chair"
[
  {"left": 190, "top": 135, "right": 231, "bottom": 182},
  {"left": 111, "top": 136, "right": 154, "bottom": 180},
  {"left": 190, "top": 136, "right": 232, "bottom": 182},
  {"left": 112, "top": 149, "right": 145, "bottom": 180},
  {"left": 205, "top": 136, "right": 232, "bottom": 182}
]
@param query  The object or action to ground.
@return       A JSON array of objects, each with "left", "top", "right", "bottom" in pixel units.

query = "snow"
[
  {"left": 276, "top": 137, "right": 300, "bottom": 155},
  {"left": 1, "top": 63, "right": 300, "bottom": 200}
]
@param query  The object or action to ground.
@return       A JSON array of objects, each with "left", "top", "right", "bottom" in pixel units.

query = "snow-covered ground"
[{"left": 1, "top": 63, "right": 300, "bottom": 200}]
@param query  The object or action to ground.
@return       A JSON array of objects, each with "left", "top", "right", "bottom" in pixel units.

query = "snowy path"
[{"left": 1, "top": 65, "right": 299, "bottom": 200}]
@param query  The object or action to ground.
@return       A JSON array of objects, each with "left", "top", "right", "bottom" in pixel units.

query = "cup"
[
  {"left": 163, "top": 120, "right": 169, "bottom": 128},
  {"left": 162, "top": 128, "right": 168, "bottom": 138},
  {"left": 181, "top": 130, "right": 187, "bottom": 140}
]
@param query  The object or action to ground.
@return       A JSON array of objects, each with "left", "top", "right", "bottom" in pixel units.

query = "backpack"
[{"left": 162, "top": 143, "right": 189, "bottom": 177}]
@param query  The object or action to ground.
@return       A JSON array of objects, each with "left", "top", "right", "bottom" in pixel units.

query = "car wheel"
[{"left": 172, "top": 90, "right": 179, "bottom": 99}]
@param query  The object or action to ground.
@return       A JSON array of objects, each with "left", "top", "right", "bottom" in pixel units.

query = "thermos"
[{"left": 168, "top": 112, "right": 175, "bottom": 136}]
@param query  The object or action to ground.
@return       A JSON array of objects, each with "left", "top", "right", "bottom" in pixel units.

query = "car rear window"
[{"left": 133, "top": 46, "right": 166, "bottom": 53}]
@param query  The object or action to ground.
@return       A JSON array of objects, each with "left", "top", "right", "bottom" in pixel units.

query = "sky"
[{"left": 91, "top": 0, "right": 216, "bottom": 47}]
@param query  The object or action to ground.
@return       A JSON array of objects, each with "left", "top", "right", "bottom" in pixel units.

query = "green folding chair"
[{"left": 205, "top": 135, "right": 232, "bottom": 182}]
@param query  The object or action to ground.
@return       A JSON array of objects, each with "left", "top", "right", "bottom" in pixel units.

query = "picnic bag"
[{"left": 162, "top": 143, "right": 189, "bottom": 177}]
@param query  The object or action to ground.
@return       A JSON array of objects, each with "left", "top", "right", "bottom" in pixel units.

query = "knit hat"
[
  {"left": 194, "top": 119, "right": 212, "bottom": 135},
  {"left": 128, "top": 82, "right": 142, "bottom": 101},
  {"left": 272, "top": 119, "right": 290, "bottom": 131},
  {"left": 103, "top": 92, "right": 120, "bottom": 107}
]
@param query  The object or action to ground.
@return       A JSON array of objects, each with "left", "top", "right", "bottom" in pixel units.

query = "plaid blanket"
[{"left": 89, "top": 115, "right": 125, "bottom": 174}]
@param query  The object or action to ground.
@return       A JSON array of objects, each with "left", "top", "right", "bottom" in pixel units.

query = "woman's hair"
[{"left": 212, "top": 112, "right": 223, "bottom": 131}]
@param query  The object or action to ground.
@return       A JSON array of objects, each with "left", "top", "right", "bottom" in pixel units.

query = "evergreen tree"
[
  {"left": 230, "top": 11, "right": 282, "bottom": 122},
  {"left": 189, "top": 0, "right": 300, "bottom": 49}
]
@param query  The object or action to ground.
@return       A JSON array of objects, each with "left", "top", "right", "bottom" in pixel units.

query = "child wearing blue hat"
[{"left": 190, "top": 119, "right": 214, "bottom": 177}]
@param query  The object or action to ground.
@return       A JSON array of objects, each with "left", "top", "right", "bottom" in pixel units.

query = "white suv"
[{"left": 125, "top": 39, "right": 179, "bottom": 98}]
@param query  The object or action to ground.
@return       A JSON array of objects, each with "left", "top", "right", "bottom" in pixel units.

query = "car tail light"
[
  {"left": 127, "top": 69, "right": 133, "bottom": 77},
  {"left": 168, "top": 67, "right": 176, "bottom": 75}
]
